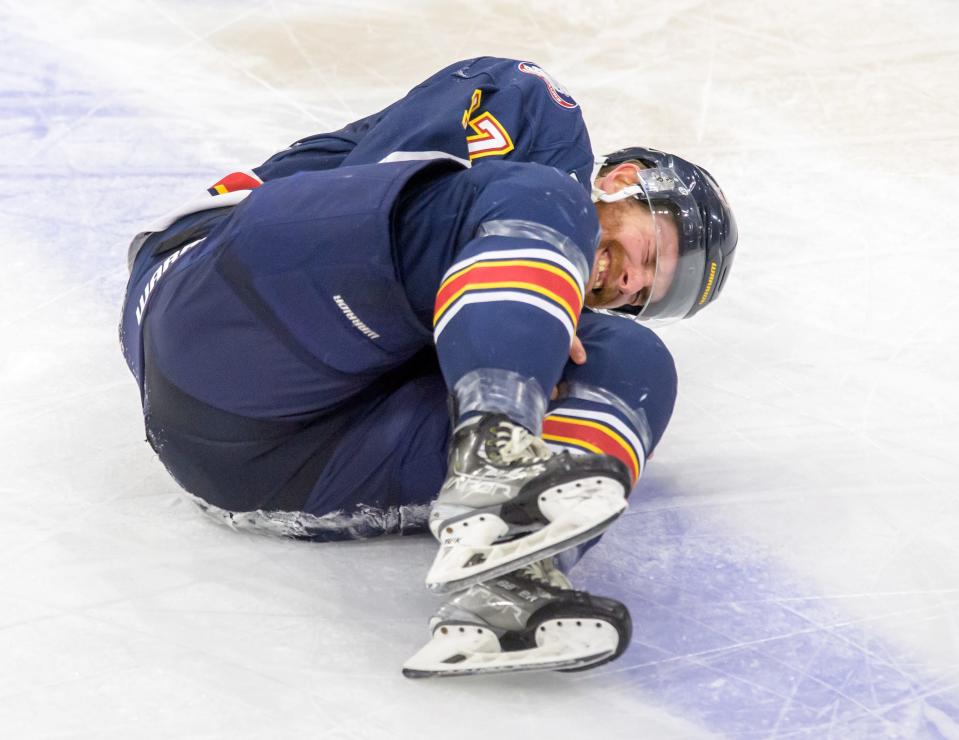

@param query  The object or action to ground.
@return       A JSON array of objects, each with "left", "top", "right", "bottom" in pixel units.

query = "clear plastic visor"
[{"left": 631, "top": 168, "right": 706, "bottom": 325}]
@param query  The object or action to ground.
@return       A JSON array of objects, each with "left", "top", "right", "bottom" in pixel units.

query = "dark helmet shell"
[{"left": 602, "top": 147, "right": 738, "bottom": 319}]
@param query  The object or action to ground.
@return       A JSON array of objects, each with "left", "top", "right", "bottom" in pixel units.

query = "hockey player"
[
  {"left": 120, "top": 147, "right": 737, "bottom": 676},
  {"left": 120, "top": 58, "right": 739, "bottom": 677}
]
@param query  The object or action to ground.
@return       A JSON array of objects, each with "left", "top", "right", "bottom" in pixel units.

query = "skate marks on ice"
[
  {"left": 573, "top": 478, "right": 959, "bottom": 739},
  {"left": 0, "top": 23, "right": 224, "bottom": 312}
]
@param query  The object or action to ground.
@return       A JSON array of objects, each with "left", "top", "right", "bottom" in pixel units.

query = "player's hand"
[{"left": 570, "top": 335, "right": 587, "bottom": 365}]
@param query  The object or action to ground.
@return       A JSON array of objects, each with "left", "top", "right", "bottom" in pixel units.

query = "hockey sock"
[
  {"left": 543, "top": 390, "right": 647, "bottom": 489},
  {"left": 433, "top": 234, "right": 588, "bottom": 434}
]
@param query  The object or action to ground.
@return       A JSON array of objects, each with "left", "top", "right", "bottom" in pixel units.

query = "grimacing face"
[{"left": 585, "top": 194, "right": 681, "bottom": 311}]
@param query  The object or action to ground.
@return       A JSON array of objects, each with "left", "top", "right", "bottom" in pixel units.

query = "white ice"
[{"left": 2, "top": 1, "right": 958, "bottom": 738}]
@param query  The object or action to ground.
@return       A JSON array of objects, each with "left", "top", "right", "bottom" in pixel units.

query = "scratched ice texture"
[{"left": 1, "top": 1, "right": 958, "bottom": 738}]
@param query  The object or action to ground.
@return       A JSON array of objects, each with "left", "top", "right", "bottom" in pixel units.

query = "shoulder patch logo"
[{"left": 517, "top": 62, "right": 578, "bottom": 110}]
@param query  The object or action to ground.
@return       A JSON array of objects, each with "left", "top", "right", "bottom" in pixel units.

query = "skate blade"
[
  {"left": 426, "top": 488, "right": 627, "bottom": 593},
  {"left": 402, "top": 619, "right": 620, "bottom": 679}
]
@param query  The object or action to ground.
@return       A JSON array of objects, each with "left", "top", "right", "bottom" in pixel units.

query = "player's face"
[{"left": 586, "top": 199, "right": 680, "bottom": 311}]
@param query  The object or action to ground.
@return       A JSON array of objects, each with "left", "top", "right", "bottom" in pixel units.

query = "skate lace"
[
  {"left": 492, "top": 423, "right": 552, "bottom": 465},
  {"left": 519, "top": 558, "right": 572, "bottom": 590}
]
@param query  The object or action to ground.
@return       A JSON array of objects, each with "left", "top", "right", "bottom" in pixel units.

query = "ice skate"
[
  {"left": 425, "top": 413, "right": 630, "bottom": 593},
  {"left": 404, "top": 558, "right": 631, "bottom": 678}
]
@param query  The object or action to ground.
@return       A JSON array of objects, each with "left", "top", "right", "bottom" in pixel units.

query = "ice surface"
[{"left": 2, "top": 1, "right": 958, "bottom": 738}]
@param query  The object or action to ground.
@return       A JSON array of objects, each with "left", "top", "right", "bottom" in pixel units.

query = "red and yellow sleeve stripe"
[
  {"left": 433, "top": 257, "right": 584, "bottom": 340},
  {"left": 435, "top": 259, "right": 583, "bottom": 328},
  {"left": 207, "top": 170, "right": 263, "bottom": 196}
]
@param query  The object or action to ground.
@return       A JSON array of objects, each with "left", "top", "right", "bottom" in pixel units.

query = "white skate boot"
[
  {"left": 425, "top": 413, "right": 631, "bottom": 593},
  {"left": 404, "top": 558, "right": 631, "bottom": 677}
]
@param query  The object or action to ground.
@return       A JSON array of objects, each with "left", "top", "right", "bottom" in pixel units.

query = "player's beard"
[
  {"left": 586, "top": 199, "right": 634, "bottom": 309},
  {"left": 585, "top": 237, "right": 626, "bottom": 308}
]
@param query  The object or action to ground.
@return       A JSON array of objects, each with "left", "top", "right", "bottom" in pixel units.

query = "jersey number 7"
[{"left": 462, "top": 89, "right": 515, "bottom": 161}]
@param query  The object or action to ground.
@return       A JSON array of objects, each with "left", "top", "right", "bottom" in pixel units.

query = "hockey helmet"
[{"left": 593, "top": 147, "right": 738, "bottom": 324}]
